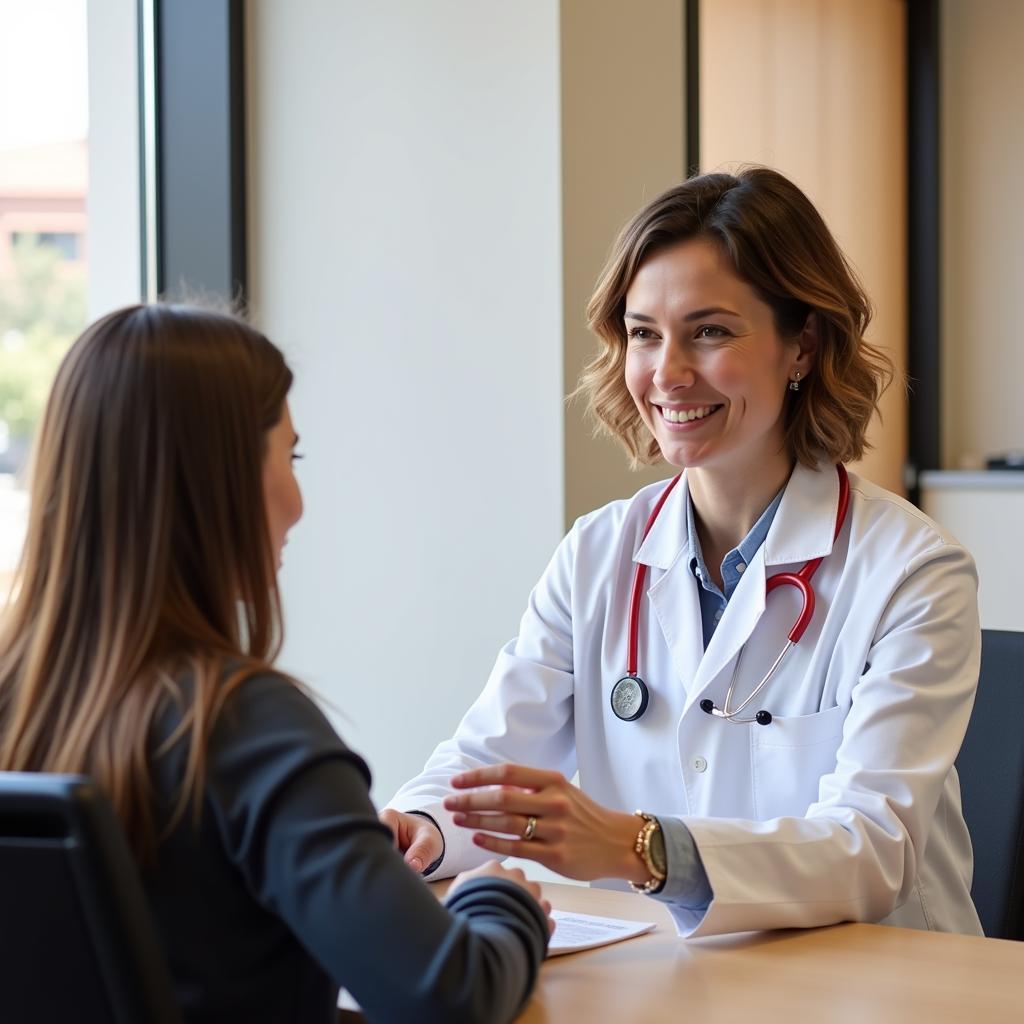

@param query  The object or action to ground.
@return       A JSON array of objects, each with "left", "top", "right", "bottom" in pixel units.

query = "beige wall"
[
  {"left": 560, "top": 0, "right": 686, "bottom": 526},
  {"left": 941, "top": 0, "right": 1024, "bottom": 469},
  {"left": 701, "top": 0, "right": 907, "bottom": 493}
]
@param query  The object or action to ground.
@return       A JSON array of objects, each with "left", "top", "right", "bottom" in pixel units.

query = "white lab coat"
[{"left": 391, "top": 461, "right": 983, "bottom": 938}]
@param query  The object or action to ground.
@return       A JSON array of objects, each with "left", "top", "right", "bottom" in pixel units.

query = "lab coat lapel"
[
  {"left": 647, "top": 547, "right": 703, "bottom": 701},
  {"left": 634, "top": 473, "right": 702, "bottom": 696},
  {"left": 763, "top": 459, "right": 840, "bottom": 568}
]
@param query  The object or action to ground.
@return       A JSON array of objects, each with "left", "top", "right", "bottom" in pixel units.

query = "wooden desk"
[
  {"left": 513, "top": 883, "right": 1023, "bottom": 1023},
  {"left": 339, "top": 882, "right": 1023, "bottom": 1022}
]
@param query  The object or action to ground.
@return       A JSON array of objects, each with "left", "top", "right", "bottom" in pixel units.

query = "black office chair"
[
  {"left": 955, "top": 629, "right": 1024, "bottom": 940},
  {"left": 0, "top": 772, "right": 182, "bottom": 1023}
]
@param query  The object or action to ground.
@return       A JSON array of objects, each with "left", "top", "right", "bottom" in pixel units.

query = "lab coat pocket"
[{"left": 750, "top": 703, "right": 846, "bottom": 821}]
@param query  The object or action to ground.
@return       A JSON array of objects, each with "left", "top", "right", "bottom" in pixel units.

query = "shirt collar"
[
  {"left": 686, "top": 484, "right": 783, "bottom": 589},
  {"left": 633, "top": 459, "right": 843, "bottom": 571}
]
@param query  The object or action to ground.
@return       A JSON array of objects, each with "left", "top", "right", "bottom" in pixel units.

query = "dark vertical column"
[
  {"left": 150, "top": 0, "right": 246, "bottom": 303},
  {"left": 906, "top": 0, "right": 941, "bottom": 505},
  {"left": 685, "top": 0, "right": 700, "bottom": 176}
]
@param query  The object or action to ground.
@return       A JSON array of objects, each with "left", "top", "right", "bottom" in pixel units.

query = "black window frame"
[{"left": 138, "top": 0, "right": 247, "bottom": 305}]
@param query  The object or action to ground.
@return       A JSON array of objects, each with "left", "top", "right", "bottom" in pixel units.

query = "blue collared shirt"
[
  {"left": 687, "top": 485, "right": 785, "bottom": 650},
  {"left": 653, "top": 481, "right": 785, "bottom": 913}
]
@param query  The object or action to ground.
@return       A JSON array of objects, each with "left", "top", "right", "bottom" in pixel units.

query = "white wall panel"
[{"left": 248, "top": 0, "right": 563, "bottom": 802}]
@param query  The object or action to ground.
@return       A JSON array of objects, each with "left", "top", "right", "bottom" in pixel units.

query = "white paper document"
[{"left": 547, "top": 910, "right": 656, "bottom": 956}]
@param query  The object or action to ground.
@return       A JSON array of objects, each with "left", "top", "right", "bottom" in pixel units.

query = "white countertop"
[{"left": 919, "top": 470, "right": 1024, "bottom": 490}]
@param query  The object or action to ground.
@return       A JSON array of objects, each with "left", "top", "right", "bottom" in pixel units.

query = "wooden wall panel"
[{"left": 701, "top": 0, "right": 907, "bottom": 493}]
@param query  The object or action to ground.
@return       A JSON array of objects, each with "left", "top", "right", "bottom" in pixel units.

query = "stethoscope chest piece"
[{"left": 611, "top": 675, "right": 649, "bottom": 721}]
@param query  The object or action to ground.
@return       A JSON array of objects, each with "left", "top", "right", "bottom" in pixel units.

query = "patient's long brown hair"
[{"left": 0, "top": 303, "right": 292, "bottom": 857}]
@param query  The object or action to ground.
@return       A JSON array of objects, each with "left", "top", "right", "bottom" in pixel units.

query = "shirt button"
[
  {"left": 736, "top": 562, "right": 746, "bottom": 573},
  {"left": 714, "top": 609, "right": 723, "bottom": 621},
  {"left": 693, "top": 756, "right": 708, "bottom": 773}
]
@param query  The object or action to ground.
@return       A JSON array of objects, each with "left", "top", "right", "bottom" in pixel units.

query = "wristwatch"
[{"left": 628, "top": 810, "right": 667, "bottom": 894}]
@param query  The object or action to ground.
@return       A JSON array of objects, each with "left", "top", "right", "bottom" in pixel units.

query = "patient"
[{"left": 0, "top": 304, "right": 551, "bottom": 1023}]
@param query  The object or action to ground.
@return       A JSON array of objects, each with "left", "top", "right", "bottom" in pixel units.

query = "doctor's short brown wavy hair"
[{"left": 579, "top": 167, "right": 895, "bottom": 468}]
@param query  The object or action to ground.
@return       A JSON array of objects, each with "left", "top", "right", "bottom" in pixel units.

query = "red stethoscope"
[{"left": 609, "top": 464, "right": 850, "bottom": 725}]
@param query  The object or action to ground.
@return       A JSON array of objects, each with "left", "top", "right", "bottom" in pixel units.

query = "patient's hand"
[
  {"left": 379, "top": 808, "right": 444, "bottom": 874},
  {"left": 449, "top": 861, "right": 554, "bottom": 934}
]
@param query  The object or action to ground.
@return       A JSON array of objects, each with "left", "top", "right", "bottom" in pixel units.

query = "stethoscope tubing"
[
  {"left": 626, "top": 474, "right": 682, "bottom": 677},
  {"left": 765, "top": 465, "right": 850, "bottom": 644},
  {"left": 616, "top": 464, "right": 850, "bottom": 724},
  {"left": 710, "top": 640, "right": 794, "bottom": 720}
]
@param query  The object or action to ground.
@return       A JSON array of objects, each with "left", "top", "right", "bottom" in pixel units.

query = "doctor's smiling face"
[
  {"left": 624, "top": 236, "right": 813, "bottom": 477},
  {"left": 584, "top": 169, "right": 890, "bottom": 478}
]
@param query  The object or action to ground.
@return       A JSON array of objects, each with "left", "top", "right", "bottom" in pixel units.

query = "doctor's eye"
[
  {"left": 695, "top": 324, "right": 729, "bottom": 340},
  {"left": 626, "top": 327, "right": 658, "bottom": 342},
  {"left": 291, "top": 452, "right": 305, "bottom": 463}
]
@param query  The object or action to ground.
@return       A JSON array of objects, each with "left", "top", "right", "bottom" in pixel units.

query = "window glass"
[{"left": 0, "top": 0, "right": 89, "bottom": 600}]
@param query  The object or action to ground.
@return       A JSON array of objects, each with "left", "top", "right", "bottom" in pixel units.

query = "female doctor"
[{"left": 382, "top": 167, "right": 983, "bottom": 938}]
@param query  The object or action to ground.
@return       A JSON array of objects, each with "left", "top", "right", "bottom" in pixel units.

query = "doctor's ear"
[{"left": 793, "top": 312, "right": 819, "bottom": 377}]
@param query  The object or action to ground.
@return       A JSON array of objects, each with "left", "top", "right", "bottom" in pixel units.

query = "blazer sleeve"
[
  {"left": 202, "top": 674, "right": 549, "bottom": 1023},
  {"left": 388, "top": 525, "right": 581, "bottom": 875}
]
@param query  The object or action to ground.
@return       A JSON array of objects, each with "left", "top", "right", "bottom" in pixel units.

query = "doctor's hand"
[
  {"left": 444, "top": 764, "right": 651, "bottom": 885},
  {"left": 378, "top": 808, "right": 444, "bottom": 875}
]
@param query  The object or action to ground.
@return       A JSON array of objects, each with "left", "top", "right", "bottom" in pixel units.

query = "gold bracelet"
[{"left": 628, "top": 810, "right": 666, "bottom": 894}]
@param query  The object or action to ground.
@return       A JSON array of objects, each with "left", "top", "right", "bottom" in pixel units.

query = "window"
[
  {"left": 12, "top": 231, "right": 84, "bottom": 261},
  {"left": 0, "top": 0, "right": 90, "bottom": 599}
]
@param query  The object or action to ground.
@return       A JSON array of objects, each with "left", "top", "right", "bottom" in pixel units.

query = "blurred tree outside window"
[
  {"left": 0, "top": 0, "right": 89, "bottom": 601},
  {"left": 0, "top": 236, "right": 87, "bottom": 475}
]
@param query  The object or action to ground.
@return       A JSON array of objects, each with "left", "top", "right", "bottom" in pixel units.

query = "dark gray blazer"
[{"left": 144, "top": 672, "right": 547, "bottom": 1023}]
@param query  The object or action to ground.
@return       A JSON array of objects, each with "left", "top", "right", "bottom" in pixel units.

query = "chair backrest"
[
  {"left": 0, "top": 772, "right": 182, "bottom": 1023},
  {"left": 955, "top": 629, "right": 1024, "bottom": 940}
]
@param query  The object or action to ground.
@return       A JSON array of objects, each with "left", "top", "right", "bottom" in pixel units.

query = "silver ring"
[{"left": 522, "top": 815, "right": 538, "bottom": 841}]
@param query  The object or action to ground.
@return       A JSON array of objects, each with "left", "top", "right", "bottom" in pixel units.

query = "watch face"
[{"left": 650, "top": 822, "right": 667, "bottom": 876}]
